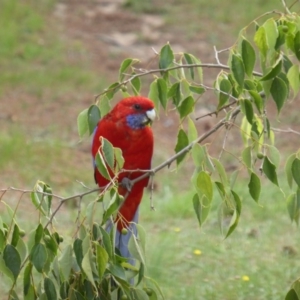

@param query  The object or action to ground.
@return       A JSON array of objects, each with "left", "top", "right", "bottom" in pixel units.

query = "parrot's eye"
[{"left": 133, "top": 104, "right": 141, "bottom": 110}]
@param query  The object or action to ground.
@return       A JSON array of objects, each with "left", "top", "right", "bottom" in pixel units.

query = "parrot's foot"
[{"left": 121, "top": 177, "right": 133, "bottom": 192}]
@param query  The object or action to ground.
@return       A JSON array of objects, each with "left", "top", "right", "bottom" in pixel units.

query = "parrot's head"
[{"left": 114, "top": 96, "right": 156, "bottom": 130}]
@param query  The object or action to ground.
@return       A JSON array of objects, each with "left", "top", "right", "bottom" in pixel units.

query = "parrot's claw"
[{"left": 121, "top": 177, "right": 133, "bottom": 192}]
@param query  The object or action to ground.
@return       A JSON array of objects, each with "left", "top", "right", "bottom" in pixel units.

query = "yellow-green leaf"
[
  {"left": 230, "top": 53, "right": 245, "bottom": 88},
  {"left": 241, "top": 39, "right": 256, "bottom": 77},
  {"left": 270, "top": 76, "right": 288, "bottom": 114},
  {"left": 248, "top": 172, "right": 261, "bottom": 202}
]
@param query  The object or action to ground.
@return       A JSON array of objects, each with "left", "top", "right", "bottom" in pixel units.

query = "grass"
[
  {"left": 0, "top": 0, "right": 104, "bottom": 97},
  {"left": 140, "top": 176, "right": 300, "bottom": 299},
  {"left": 1, "top": 0, "right": 300, "bottom": 299}
]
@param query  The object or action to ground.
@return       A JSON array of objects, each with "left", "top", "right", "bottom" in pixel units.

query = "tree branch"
[
  {"left": 94, "top": 63, "right": 262, "bottom": 101},
  {"left": 271, "top": 127, "right": 300, "bottom": 136}
]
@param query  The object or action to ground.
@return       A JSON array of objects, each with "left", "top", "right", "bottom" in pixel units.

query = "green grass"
[
  {"left": 137, "top": 0, "right": 288, "bottom": 45},
  {"left": 140, "top": 177, "right": 300, "bottom": 299},
  {"left": 0, "top": 0, "right": 104, "bottom": 96},
  {"left": 0, "top": 128, "right": 92, "bottom": 189}
]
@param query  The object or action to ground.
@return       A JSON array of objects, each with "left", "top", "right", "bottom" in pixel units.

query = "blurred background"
[{"left": 1, "top": 0, "right": 300, "bottom": 299}]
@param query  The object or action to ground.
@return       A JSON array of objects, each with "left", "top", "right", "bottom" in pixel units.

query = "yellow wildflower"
[
  {"left": 193, "top": 249, "right": 202, "bottom": 255},
  {"left": 242, "top": 275, "right": 250, "bottom": 281}
]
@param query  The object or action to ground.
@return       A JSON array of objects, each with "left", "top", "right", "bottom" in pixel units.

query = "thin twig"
[
  {"left": 271, "top": 127, "right": 300, "bottom": 136},
  {"left": 195, "top": 100, "right": 237, "bottom": 120},
  {"left": 281, "top": 0, "right": 292, "bottom": 13},
  {"left": 94, "top": 63, "right": 262, "bottom": 101}
]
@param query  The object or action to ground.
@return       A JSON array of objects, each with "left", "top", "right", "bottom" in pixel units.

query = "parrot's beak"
[{"left": 145, "top": 108, "right": 156, "bottom": 125}]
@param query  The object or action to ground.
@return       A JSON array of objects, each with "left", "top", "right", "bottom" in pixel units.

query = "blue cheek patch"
[{"left": 126, "top": 114, "right": 146, "bottom": 129}]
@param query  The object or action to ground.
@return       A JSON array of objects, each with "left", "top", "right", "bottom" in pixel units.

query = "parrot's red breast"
[{"left": 92, "top": 96, "right": 155, "bottom": 230}]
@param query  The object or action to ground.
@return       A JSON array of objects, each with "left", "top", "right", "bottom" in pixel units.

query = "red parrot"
[{"left": 92, "top": 96, "right": 155, "bottom": 258}]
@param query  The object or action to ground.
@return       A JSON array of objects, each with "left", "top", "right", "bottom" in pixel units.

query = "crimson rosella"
[{"left": 92, "top": 96, "right": 155, "bottom": 258}]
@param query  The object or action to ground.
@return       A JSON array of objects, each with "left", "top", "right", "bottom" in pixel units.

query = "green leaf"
[
  {"left": 23, "top": 262, "right": 33, "bottom": 296},
  {"left": 106, "top": 82, "right": 120, "bottom": 100},
  {"left": 101, "top": 137, "right": 115, "bottom": 170},
  {"left": 73, "top": 238, "right": 83, "bottom": 269},
  {"left": 187, "top": 117, "right": 198, "bottom": 142},
  {"left": 77, "top": 108, "right": 89, "bottom": 138},
  {"left": 99, "top": 95, "right": 111, "bottom": 117},
  {"left": 241, "top": 98, "right": 254, "bottom": 124},
  {"left": 212, "top": 158, "right": 228, "bottom": 185},
  {"left": 230, "top": 53, "right": 245, "bottom": 88},
  {"left": 44, "top": 277, "right": 58, "bottom": 300},
  {"left": 242, "top": 146, "right": 252, "bottom": 169},
  {"left": 189, "top": 85, "right": 205, "bottom": 95},
  {"left": 132, "top": 289, "right": 149, "bottom": 300},
  {"left": 263, "top": 18, "right": 278, "bottom": 50},
  {"left": 157, "top": 78, "right": 168, "bottom": 109},
  {"left": 286, "top": 154, "right": 297, "bottom": 189},
  {"left": 128, "top": 230, "right": 145, "bottom": 265},
  {"left": 16, "top": 237, "right": 27, "bottom": 263},
  {"left": 248, "top": 172, "right": 261, "bottom": 202},
  {"left": 108, "top": 263, "right": 126, "bottom": 281},
  {"left": 82, "top": 249, "right": 96, "bottom": 288},
  {"left": 195, "top": 171, "right": 213, "bottom": 202},
  {"left": 88, "top": 105, "right": 101, "bottom": 135},
  {"left": 99, "top": 227, "right": 113, "bottom": 259},
  {"left": 287, "top": 65, "right": 300, "bottom": 96},
  {"left": 178, "top": 96, "right": 194, "bottom": 119},
  {"left": 294, "top": 31, "right": 300, "bottom": 61},
  {"left": 102, "top": 193, "right": 122, "bottom": 224},
  {"left": 192, "top": 144, "right": 214, "bottom": 172},
  {"left": 59, "top": 245, "right": 73, "bottom": 281},
  {"left": 225, "top": 190, "right": 242, "bottom": 238},
  {"left": 193, "top": 193, "right": 211, "bottom": 226},
  {"left": 30, "top": 243, "right": 48, "bottom": 273},
  {"left": 0, "top": 254, "right": 14, "bottom": 282},
  {"left": 119, "top": 58, "right": 138, "bottom": 81},
  {"left": 35, "top": 223, "right": 44, "bottom": 245},
  {"left": 263, "top": 156, "right": 279, "bottom": 186},
  {"left": 254, "top": 26, "right": 268, "bottom": 58},
  {"left": 131, "top": 75, "right": 141, "bottom": 95},
  {"left": 244, "top": 79, "right": 256, "bottom": 90},
  {"left": 168, "top": 82, "right": 181, "bottom": 107},
  {"left": 218, "top": 78, "right": 232, "bottom": 109},
  {"left": 148, "top": 80, "right": 159, "bottom": 111},
  {"left": 267, "top": 145, "right": 280, "bottom": 168},
  {"left": 285, "top": 288, "right": 299, "bottom": 300},
  {"left": 270, "top": 76, "right": 288, "bottom": 114},
  {"left": 0, "top": 230, "right": 5, "bottom": 252},
  {"left": 241, "top": 39, "right": 256, "bottom": 77},
  {"left": 249, "top": 90, "right": 264, "bottom": 114},
  {"left": 290, "top": 278, "right": 300, "bottom": 299},
  {"left": 59, "top": 281, "right": 70, "bottom": 300},
  {"left": 95, "top": 243, "right": 109, "bottom": 280},
  {"left": 283, "top": 54, "right": 293, "bottom": 73},
  {"left": 184, "top": 53, "right": 203, "bottom": 82},
  {"left": 11, "top": 224, "right": 20, "bottom": 248},
  {"left": 43, "top": 230, "right": 58, "bottom": 255},
  {"left": 260, "top": 60, "right": 282, "bottom": 81},
  {"left": 184, "top": 53, "right": 195, "bottom": 79},
  {"left": 95, "top": 151, "right": 111, "bottom": 180},
  {"left": 174, "top": 129, "right": 189, "bottom": 166},
  {"left": 159, "top": 43, "right": 174, "bottom": 69},
  {"left": 292, "top": 158, "right": 300, "bottom": 187},
  {"left": 3, "top": 244, "right": 21, "bottom": 280}
]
